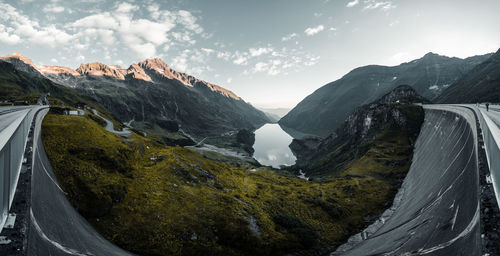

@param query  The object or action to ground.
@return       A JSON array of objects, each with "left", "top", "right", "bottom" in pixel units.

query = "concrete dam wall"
[{"left": 334, "top": 105, "right": 481, "bottom": 256}]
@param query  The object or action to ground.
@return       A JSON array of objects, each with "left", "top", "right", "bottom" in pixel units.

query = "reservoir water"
[{"left": 252, "top": 124, "right": 297, "bottom": 168}]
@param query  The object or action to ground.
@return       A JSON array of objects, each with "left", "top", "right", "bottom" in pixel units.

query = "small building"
[{"left": 64, "top": 110, "right": 82, "bottom": 116}]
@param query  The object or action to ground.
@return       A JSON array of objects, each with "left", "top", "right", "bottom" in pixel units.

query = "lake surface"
[{"left": 252, "top": 124, "right": 297, "bottom": 168}]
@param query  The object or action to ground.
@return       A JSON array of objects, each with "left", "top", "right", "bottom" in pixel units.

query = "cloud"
[
  {"left": 363, "top": 0, "right": 395, "bottom": 11},
  {"left": 233, "top": 55, "right": 248, "bottom": 65},
  {"left": 116, "top": 2, "right": 138, "bottom": 13},
  {"left": 0, "top": 3, "right": 73, "bottom": 47},
  {"left": 129, "top": 42, "right": 156, "bottom": 59},
  {"left": 249, "top": 47, "right": 273, "bottom": 57},
  {"left": 0, "top": 2, "right": 207, "bottom": 60},
  {"left": 281, "top": 33, "right": 297, "bottom": 41},
  {"left": 0, "top": 31, "right": 21, "bottom": 44},
  {"left": 73, "top": 13, "right": 119, "bottom": 30},
  {"left": 346, "top": 0, "right": 359, "bottom": 7},
  {"left": 69, "top": 3, "right": 204, "bottom": 59},
  {"left": 0, "top": 24, "right": 21, "bottom": 44},
  {"left": 304, "top": 25, "right": 324, "bottom": 36},
  {"left": 43, "top": 5, "right": 65, "bottom": 13}
]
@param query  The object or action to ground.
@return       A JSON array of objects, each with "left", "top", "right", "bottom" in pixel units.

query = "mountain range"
[
  {"left": 279, "top": 52, "right": 493, "bottom": 137},
  {"left": 0, "top": 53, "right": 270, "bottom": 143},
  {"left": 436, "top": 48, "right": 500, "bottom": 103}
]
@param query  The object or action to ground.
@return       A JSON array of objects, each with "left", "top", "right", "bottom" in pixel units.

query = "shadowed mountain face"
[
  {"left": 436, "top": 48, "right": 500, "bottom": 103},
  {"left": 289, "top": 85, "right": 426, "bottom": 178},
  {"left": 0, "top": 53, "right": 270, "bottom": 138},
  {"left": 279, "top": 52, "right": 492, "bottom": 137}
]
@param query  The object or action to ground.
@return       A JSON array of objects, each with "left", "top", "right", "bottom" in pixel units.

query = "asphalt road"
[
  {"left": 333, "top": 105, "right": 481, "bottom": 256},
  {"left": 27, "top": 109, "right": 134, "bottom": 256},
  {"left": 0, "top": 107, "right": 30, "bottom": 134}
]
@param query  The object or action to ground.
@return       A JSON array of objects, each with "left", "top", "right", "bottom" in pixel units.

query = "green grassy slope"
[{"left": 42, "top": 108, "right": 420, "bottom": 255}]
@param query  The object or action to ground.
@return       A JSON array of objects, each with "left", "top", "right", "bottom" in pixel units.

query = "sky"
[{"left": 1, "top": 0, "right": 500, "bottom": 108}]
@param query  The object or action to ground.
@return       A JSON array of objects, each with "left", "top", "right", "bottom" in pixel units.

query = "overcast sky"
[{"left": 1, "top": 0, "right": 499, "bottom": 108}]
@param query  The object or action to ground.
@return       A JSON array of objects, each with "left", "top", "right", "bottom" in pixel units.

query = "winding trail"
[{"left": 92, "top": 109, "right": 131, "bottom": 137}]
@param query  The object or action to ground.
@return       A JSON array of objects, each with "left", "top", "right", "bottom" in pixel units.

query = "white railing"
[
  {"left": 475, "top": 106, "right": 500, "bottom": 209},
  {"left": 0, "top": 106, "right": 48, "bottom": 233}
]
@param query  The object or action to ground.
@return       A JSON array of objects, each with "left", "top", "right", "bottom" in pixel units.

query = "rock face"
[
  {"left": 290, "top": 85, "right": 426, "bottom": 177},
  {"left": 0, "top": 52, "right": 43, "bottom": 77},
  {"left": 0, "top": 53, "right": 270, "bottom": 138},
  {"left": 76, "top": 62, "right": 126, "bottom": 80},
  {"left": 279, "top": 52, "right": 492, "bottom": 137},
  {"left": 436, "top": 48, "right": 500, "bottom": 103}
]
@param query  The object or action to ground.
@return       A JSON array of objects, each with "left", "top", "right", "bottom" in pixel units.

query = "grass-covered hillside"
[{"left": 41, "top": 108, "right": 420, "bottom": 255}]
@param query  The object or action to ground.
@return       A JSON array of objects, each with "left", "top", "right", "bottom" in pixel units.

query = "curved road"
[
  {"left": 27, "top": 109, "right": 134, "bottom": 256},
  {"left": 333, "top": 105, "right": 481, "bottom": 255}
]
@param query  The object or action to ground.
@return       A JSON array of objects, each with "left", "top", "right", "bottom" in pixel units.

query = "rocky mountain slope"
[
  {"left": 0, "top": 53, "right": 270, "bottom": 142},
  {"left": 289, "top": 85, "right": 426, "bottom": 178},
  {"left": 0, "top": 59, "right": 96, "bottom": 107},
  {"left": 279, "top": 52, "right": 491, "bottom": 137},
  {"left": 436, "top": 48, "right": 500, "bottom": 103}
]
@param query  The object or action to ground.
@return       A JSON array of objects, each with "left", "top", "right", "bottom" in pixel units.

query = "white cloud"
[
  {"left": 281, "top": 33, "right": 297, "bottom": 41},
  {"left": 43, "top": 5, "right": 65, "bottom": 13},
  {"left": 233, "top": 56, "right": 248, "bottom": 65},
  {"left": 249, "top": 47, "right": 273, "bottom": 57},
  {"left": 73, "top": 13, "right": 119, "bottom": 30},
  {"left": 0, "top": 24, "right": 21, "bottom": 44},
  {"left": 0, "top": 3, "right": 73, "bottom": 47},
  {"left": 116, "top": 2, "right": 138, "bottom": 13},
  {"left": 177, "top": 10, "right": 203, "bottom": 34},
  {"left": 0, "top": 31, "right": 21, "bottom": 44},
  {"left": 253, "top": 62, "right": 269, "bottom": 73},
  {"left": 346, "top": 0, "right": 359, "bottom": 7},
  {"left": 129, "top": 42, "right": 156, "bottom": 59},
  {"left": 50, "top": 58, "right": 58, "bottom": 63},
  {"left": 76, "top": 55, "right": 85, "bottom": 63},
  {"left": 363, "top": 0, "right": 395, "bottom": 11},
  {"left": 216, "top": 51, "right": 231, "bottom": 61},
  {"left": 226, "top": 78, "right": 232, "bottom": 83},
  {"left": 304, "top": 25, "right": 324, "bottom": 36}
]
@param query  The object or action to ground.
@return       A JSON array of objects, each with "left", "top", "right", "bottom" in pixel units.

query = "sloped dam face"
[{"left": 334, "top": 105, "right": 481, "bottom": 256}]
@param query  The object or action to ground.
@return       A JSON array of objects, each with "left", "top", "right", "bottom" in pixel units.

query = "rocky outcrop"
[
  {"left": 39, "top": 65, "right": 81, "bottom": 76},
  {"left": 76, "top": 62, "right": 126, "bottom": 80},
  {"left": 0, "top": 52, "right": 43, "bottom": 77},
  {"left": 290, "top": 85, "right": 426, "bottom": 177},
  {"left": 138, "top": 58, "right": 240, "bottom": 100},
  {"left": 126, "top": 64, "right": 152, "bottom": 81}
]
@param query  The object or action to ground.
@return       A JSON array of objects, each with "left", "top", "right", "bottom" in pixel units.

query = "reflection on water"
[{"left": 252, "top": 124, "right": 296, "bottom": 168}]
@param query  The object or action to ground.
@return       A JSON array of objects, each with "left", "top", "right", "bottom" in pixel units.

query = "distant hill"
[
  {"left": 279, "top": 52, "right": 492, "bottom": 137},
  {"left": 436, "top": 48, "right": 500, "bottom": 103},
  {"left": 258, "top": 107, "right": 291, "bottom": 122}
]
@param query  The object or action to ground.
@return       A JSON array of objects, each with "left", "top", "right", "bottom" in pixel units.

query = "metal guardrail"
[
  {"left": 0, "top": 106, "right": 48, "bottom": 233},
  {"left": 475, "top": 106, "right": 500, "bottom": 210}
]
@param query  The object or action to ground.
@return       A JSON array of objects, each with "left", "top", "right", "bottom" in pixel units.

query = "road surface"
[{"left": 27, "top": 108, "right": 134, "bottom": 256}]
